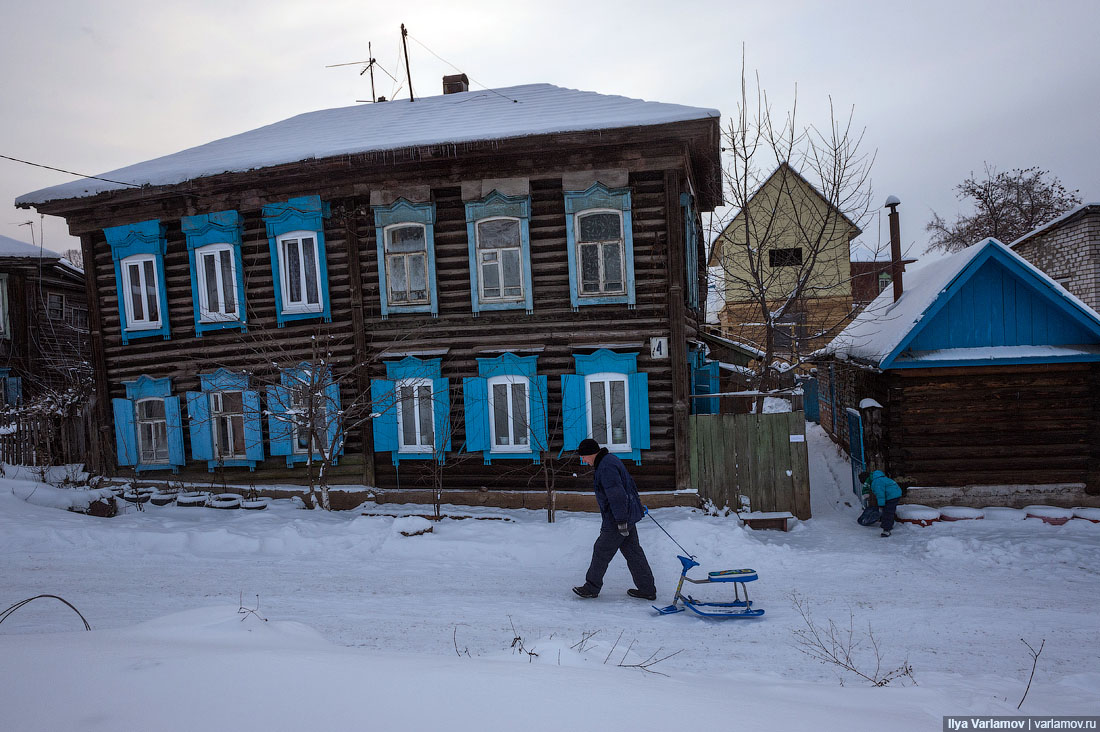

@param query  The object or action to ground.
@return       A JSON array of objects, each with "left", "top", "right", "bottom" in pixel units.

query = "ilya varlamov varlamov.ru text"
[{"left": 945, "top": 718, "right": 1098, "bottom": 730}]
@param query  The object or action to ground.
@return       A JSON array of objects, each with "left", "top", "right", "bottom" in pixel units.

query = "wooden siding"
[{"left": 49, "top": 128, "right": 714, "bottom": 495}]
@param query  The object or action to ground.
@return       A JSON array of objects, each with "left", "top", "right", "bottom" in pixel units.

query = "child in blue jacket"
[{"left": 859, "top": 470, "right": 902, "bottom": 537}]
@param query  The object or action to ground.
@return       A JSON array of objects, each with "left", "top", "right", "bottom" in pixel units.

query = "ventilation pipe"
[{"left": 885, "top": 195, "right": 903, "bottom": 302}]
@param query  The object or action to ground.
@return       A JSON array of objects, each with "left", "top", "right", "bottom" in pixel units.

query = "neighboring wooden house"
[
  {"left": 15, "top": 80, "right": 722, "bottom": 507},
  {"left": 815, "top": 238, "right": 1100, "bottom": 508},
  {"left": 850, "top": 258, "right": 916, "bottom": 309},
  {"left": 708, "top": 163, "right": 861, "bottom": 361},
  {"left": 0, "top": 234, "right": 89, "bottom": 406},
  {"left": 1010, "top": 202, "right": 1100, "bottom": 310}
]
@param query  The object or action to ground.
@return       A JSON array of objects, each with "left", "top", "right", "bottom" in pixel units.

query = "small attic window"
[{"left": 769, "top": 248, "right": 802, "bottom": 267}]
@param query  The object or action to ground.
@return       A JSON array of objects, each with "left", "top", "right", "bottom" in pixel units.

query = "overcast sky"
[{"left": 2, "top": 0, "right": 1098, "bottom": 262}]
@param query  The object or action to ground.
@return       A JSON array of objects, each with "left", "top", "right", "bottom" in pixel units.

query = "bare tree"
[
  {"left": 926, "top": 165, "right": 1081, "bottom": 253},
  {"left": 709, "top": 56, "right": 876, "bottom": 400}
]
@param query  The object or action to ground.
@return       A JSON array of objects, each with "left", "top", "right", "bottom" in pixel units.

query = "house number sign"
[{"left": 650, "top": 337, "right": 669, "bottom": 359}]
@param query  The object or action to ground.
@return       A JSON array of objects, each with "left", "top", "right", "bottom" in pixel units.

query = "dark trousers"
[
  {"left": 583, "top": 524, "right": 656, "bottom": 595},
  {"left": 880, "top": 497, "right": 900, "bottom": 532}
]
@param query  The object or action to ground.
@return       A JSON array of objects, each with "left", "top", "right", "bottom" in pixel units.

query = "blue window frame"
[
  {"left": 465, "top": 191, "right": 533, "bottom": 315},
  {"left": 373, "top": 199, "right": 438, "bottom": 318},
  {"left": 564, "top": 183, "right": 636, "bottom": 310},
  {"left": 371, "top": 356, "right": 451, "bottom": 465},
  {"left": 265, "top": 364, "right": 343, "bottom": 468},
  {"left": 262, "top": 196, "right": 332, "bottom": 327},
  {"left": 185, "top": 369, "right": 264, "bottom": 471},
  {"left": 462, "top": 353, "right": 547, "bottom": 464},
  {"left": 561, "top": 349, "right": 650, "bottom": 463},
  {"left": 104, "top": 219, "right": 171, "bottom": 344},
  {"left": 681, "top": 192, "right": 701, "bottom": 310},
  {"left": 112, "top": 376, "right": 185, "bottom": 473},
  {"left": 182, "top": 210, "right": 247, "bottom": 336}
]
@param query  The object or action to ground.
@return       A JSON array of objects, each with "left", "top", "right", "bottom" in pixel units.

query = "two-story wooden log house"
[{"left": 16, "top": 78, "right": 722, "bottom": 508}]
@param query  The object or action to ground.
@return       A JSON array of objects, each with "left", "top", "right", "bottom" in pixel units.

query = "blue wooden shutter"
[
  {"left": 4, "top": 377, "right": 22, "bottom": 406},
  {"left": 324, "top": 382, "right": 343, "bottom": 456},
  {"left": 692, "top": 362, "right": 720, "bottom": 415},
  {"left": 243, "top": 390, "right": 265, "bottom": 461},
  {"left": 462, "top": 377, "right": 490, "bottom": 453},
  {"left": 561, "top": 374, "right": 586, "bottom": 451},
  {"left": 266, "top": 385, "right": 294, "bottom": 457},
  {"left": 432, "top": 377, "right": 451, "bottom": 453},
  {"left": 186, "top": 391, "right": 214, "bottom": 461},
  {"left": 628, "top": 372, "right": 651, "bottom": 450},
  {"left": 164, "top": 396, "right": 185, "bottom": 466},
  {"left": 112, "top": 398, "right": 137, "bottom": 466},
  {"left": 370, "top": 379, "right": 398, "bottom": 453},
  {"left": 530, "top": 375, "right": 548, "bottom": 455}
]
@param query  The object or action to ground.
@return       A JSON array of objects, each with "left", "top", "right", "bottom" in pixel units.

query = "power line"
[
  {"left": 0, "top": 154, "right": 141, "bottom": 188},
  {"left": 405, "top": 33, "right": 519, "bottom": 104}
]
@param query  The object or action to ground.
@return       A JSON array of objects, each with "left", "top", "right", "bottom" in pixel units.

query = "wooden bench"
[{"left": 736, "top": 511, "right": 795, "bottom": 531}]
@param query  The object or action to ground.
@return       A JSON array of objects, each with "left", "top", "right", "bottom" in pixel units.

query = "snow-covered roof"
[
  {"left": 17, "top": 83, "right": 720, "bottom": 206},
  {"left": 0, "top": 234, "right": 62, "bottom": 259},
  {"left": 821, "top": 238, "right": 1100, "bottom": 367},
  {"left": 1009, "top": 202, "right": 1100, "bottom": 248}
]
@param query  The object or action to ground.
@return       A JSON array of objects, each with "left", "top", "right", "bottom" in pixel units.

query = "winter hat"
[
  {"left": 576, "top": 438, "right": 601, "bottom": 456},
  {"left": 858, "top": 470, "right": 869, "bottom": 483}
]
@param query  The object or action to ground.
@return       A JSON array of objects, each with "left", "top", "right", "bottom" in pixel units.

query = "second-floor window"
[
  {"left": 878, "top": 271, "right": 892, "bottom": 293},
  {"left": 769, "top": 248, "right": 803, "bottom": 267},
  {"left": 384, "top": 224, "right": 430, "bottom": 305},
  {"left": 477, "top": 218, "right": 524, "bottom": 302},
  {"left": 121, "top": 254, "right": 162, "bottom": 330},
  {"left": 196, "top": 244, "right": 239, "bottom": 321},
  {"left": 278, "top": 231, "right": 323, "bottom": 313},
  {"left": 577, "top": 211, "right": 626, "bottom": 295},
  {"left": 136, "top": 397, "right": 170, "bottom": 464}
]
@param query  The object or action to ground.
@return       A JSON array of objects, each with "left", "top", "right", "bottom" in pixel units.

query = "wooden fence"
[
  {"left": 0, "top": 407, "right": 94, "bottom": 467},
  {"left": 688, "top": 411, "right": 811, "bottom": 519}
]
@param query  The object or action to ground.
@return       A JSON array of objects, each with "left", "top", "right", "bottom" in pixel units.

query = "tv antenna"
[{"left": 326, "top": 40, "right": 399, "bottom": 103}]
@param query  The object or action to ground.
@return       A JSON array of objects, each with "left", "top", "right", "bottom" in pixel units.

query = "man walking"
[{"left": 572, "top": 438, "right": 657, "bottom": 601}]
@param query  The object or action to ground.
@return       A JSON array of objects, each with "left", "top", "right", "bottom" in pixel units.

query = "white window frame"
[
  {"left": 486, "top": 374, "right": 530, "bottom": 453},
  {"left": 575, "top": 209, "right": 626, "bottom": 296},
  {"left": 195, "top": 243, "right": 240, "bottom": 322},
  {"left": 120, "top": 253, "right": 163, "bottom": 331},
  {"left": 135, "top": 397, "right": 170, "bottom": 464},
  {"left": 384, "top": 223, "right": 431, "bottom": 306},
  {"left": 476, "top": 216, "right": 525, "bottom": 303},
  {"left": 276, "top": 230, "right": 323, "bottom": 315},
  {"left": 210, "top": 390, "right": 247, "bottom": 460},
  {"left": 585, "top": 371, "right": 631, "bottom": 453},
  {"left": 877, "top": 271, "right": 892, "bottom": 293},
  {"left": 395, "top": 377, "right": 434, "bottom": 453}
]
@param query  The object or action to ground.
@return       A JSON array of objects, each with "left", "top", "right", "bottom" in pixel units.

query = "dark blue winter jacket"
[
  {"left": 866, "top": 470, "right": 902, "bottom": 505},
  {"left": 591, "top": 449, "right": 645, "bottom": 530}
]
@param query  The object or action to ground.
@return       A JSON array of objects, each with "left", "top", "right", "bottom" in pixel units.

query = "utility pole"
[{"left": 401, "top": 23, "right": 414, "bottom": 102}]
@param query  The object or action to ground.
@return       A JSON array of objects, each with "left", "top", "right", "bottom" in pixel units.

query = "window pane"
[
  {"left": 478, "top": 219, "right": 520, "bottom": 249},
  {"left": 284, "top": 240, "right": 302, "bottom": 303},
  {"left": 128, "top": 263, "right": 144, "bottom": 321},
  {"left": 502, "top": 249, "right": 522, "bottom": 296},
  {"left": 220, "top": 391, "right": 243, "bottom": 413},
  {"left": 511, "top": 382, "right": 528, "bottom": 446},
  {"left": 602, "top": 242, "right": 623, "bottom": 292},
  {"left": 589, "top": 381, "right": 608, "bottom": 444},
  {"left": 408, "top": 253, "right": 427, "bottom": 301},
  {"left": 579, "top": 213, "right": 620, "bottom": 242},
  {"left": 217, "top": 416, "right": 232, "bottom": 456},
  {"left": 219, "top": 249, "right": 236, "bottom": 314},
  {"left": 481, "top": 252, "right": 501, "bottom": 299},
  {"left": 302, "top": 237, "right": 319, "bottom": 305},
  {"left": 399, "top": 385, "right": 417, "bottom": 446},
  {"left": 203, "top": 253, "right": 219, "bottom": 312},
  {"left": 139, "top": 399, "right": 165, "bottom": 419},
  {"left": 388, "top": 255, "right": 409, "bottom": 302},
  {"left": 492, "top": 383, "right": 509, "bottom": 446},
  {"left": 417, "top": 385, "right": 434, "bottom": 446},
  {"left": 580, "top": 244, "right": 600, "bottom": 293},
  {"left": 388, "top": 225, "right": 426, "bottom": 253},
  {"left": 610, "top": 380, "right": 627, "bottom": 445},
  {"left": 143, "top": 260, "right": 158, "bottom": 321},
  {"left": 232, "top": 415, "right": 245, "bottom": 455}
]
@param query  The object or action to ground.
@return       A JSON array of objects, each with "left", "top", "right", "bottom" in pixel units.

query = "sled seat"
[{"left": 707, "top": 568, "right": 758, "bottom": 583}]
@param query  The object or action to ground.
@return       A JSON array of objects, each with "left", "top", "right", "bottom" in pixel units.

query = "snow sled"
[{"left": 653, "top": 555, "right": 765, "bottom": 619}]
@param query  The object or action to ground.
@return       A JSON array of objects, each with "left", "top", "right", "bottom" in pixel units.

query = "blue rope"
[{"left": 644, "top": 507, "right": 695, "bottom": 559}]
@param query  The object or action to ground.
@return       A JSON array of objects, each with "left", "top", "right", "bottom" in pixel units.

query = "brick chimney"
[{"left": 443, "top": 74, "right": 469, "bottom": 94}]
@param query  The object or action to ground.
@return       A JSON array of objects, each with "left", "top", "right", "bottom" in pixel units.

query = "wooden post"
[
  {"left": 664, "top": 170, "right": 690, "bottom": 492},
  {"left": 341, "top": 201, "right": 376, "bottom": 488},
  {"left": 79, "top": 232, "right": 112, "bottom": 475}
]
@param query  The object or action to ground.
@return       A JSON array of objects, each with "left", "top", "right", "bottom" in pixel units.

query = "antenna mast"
[
  {"left": 367, "top": 41, "right": 376, "bottom": 103},
  {"left": 401, "top": 23, "right": 414, "bottom": 102}
]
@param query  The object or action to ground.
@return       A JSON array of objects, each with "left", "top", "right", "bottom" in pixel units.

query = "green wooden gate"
[{"left": 688, "top": 412, "right": 812, "bottom": 520}]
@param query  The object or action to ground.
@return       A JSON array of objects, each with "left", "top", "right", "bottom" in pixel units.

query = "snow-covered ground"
[{"left": 2, "top": 425, "right": 1098, "bottom": 731}]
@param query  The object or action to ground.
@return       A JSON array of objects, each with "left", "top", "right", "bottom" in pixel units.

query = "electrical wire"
[
  {"left": 406, "top": 33, "right": 520, "bottom": 104},
  {"left": 0, "top": 154, "right": 141, "bottom": 188}
]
